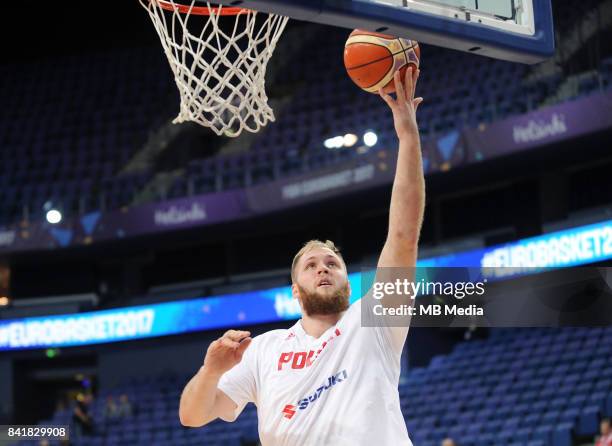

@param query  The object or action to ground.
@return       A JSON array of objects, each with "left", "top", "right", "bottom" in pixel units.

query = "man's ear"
[{"left": 291, "top": 283, "right": 300, "bottom": 300}]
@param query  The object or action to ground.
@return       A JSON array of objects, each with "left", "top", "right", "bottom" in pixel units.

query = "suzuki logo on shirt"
[
  {"left": 277, "top": 328, "right": 341, "bottom": 371},
  {"left": 282, "top": 404, "right": 296, "bottom": 419},
  {"left": 282, "top": 369, "right": 348, "bottom": 420}
]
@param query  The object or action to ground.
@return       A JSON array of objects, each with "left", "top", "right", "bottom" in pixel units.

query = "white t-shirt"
[
  {"left": 218, "top": 299, "right": 413, "bottom": 446},
  {"left": 596, "top": 433, "right": 612, "bottom": 446}
]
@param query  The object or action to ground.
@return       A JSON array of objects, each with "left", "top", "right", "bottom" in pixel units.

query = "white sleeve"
[
  {"left": 358, "top": 293, "right": 410, "bottom": 358},
  {"left": 217, "top": 338, "right": 258, "bottom": 420}
]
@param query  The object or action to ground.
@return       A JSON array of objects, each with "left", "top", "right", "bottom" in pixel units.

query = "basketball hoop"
[{"left": 140, "top": 0, "right": 289, "bottom": 137}]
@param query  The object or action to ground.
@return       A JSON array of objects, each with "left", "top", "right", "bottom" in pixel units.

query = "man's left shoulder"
[{"left": 343, "top": 300, "right": 360, "bottom": 317}]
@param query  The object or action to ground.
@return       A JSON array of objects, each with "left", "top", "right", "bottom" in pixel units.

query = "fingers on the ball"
[
  {"left": 405, "top": 67, "right": 414, "bottom": 101},
  {"left": 395, "top": 71, "right": 404, "bottom": 95}
]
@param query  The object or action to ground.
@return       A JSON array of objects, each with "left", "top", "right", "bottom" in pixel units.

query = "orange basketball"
[{"left": 344, "top": 29, "right": 420, "bottom": 94}]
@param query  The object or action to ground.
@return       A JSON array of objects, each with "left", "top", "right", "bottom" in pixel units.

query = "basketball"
[{"left": 344, "top": 29, "right": 420, "bottom": 94}]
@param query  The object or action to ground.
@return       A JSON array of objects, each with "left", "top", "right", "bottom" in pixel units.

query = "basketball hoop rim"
[{"left": 156, "top": 0, "right": 250, "bottom": 15}]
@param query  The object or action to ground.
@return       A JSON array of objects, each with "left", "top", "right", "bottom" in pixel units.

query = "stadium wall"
[{"left": 97, "top": 337, "right": 207, "bottom": 390}]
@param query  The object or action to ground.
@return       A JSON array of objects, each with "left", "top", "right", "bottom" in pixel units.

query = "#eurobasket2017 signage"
[
  {"left": 1, "top": 219, "right": 611, "bottom": 351},
  {"left": 420, "top": 219, "right": 612, "bottom": 272}
]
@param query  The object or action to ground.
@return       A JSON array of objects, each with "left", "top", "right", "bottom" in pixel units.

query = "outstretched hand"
[{"left": 379, "top": 66, "right": 423, "bottom": 141}]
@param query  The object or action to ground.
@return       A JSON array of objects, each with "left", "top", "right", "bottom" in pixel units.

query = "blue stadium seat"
[
  {"left": 549, "top": 397, "right": 566, "bottom": 411},
  {"left": 521, "top": 413, "right": 541, "bottom": 429},
  {"left": 514, "top": 427, "right": 532, "bottom": 443},
  {"left": 559, "top": 407, "right": 581, "bottom": 424},
  {"left": 576, "top": 405, "right": 600, "bottom": 436},
  {"left": 483, "top": 419, "right": 503, "bottom": 433},
  {"left": 552, "top": 422, "right": 574, "bottom": 446},
  {"left": 541, "top": 410, "right": 560, "bottom": 425},
  {"left": 531, "top": 401, "right": 548, "bottom": 413},
  {"left": 520, "top": 390, "right": 539, "bottom": 403},
  {"left": 241, "top": 422, "right": 259, "bottom": 443},
  {"left": 464, "top": 422, "right": 482, "bottom": 436},
  {"left": 574, "top": 382, "right": 593, "bottom": 396},
  {"left": 496, "top": 429, "right": 515, "bottom": 444},
  {"left": 589, "top": 391, "right": 609, "bottom": 411},
  {"left": 594, "top": 379, "right": 612, "bottom": 394},
  {"left": 570, "top": 394, "right": 588, "bottom": 407},
  {"left": 532, "top": 424, "right": 553, "bottom": 445},
  {"left": 512, "top": 403, "right": 531, "bottom": 417},
  {"left": 475, "top": 432, "right": 495, "bottom": 445},
  {"left": 502, "top": 416, "right": 521, "bottom": 430}
]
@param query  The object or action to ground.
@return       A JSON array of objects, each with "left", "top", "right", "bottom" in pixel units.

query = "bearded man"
[{"left": 179, "top": 68, "right": 425, "bottom": 446}]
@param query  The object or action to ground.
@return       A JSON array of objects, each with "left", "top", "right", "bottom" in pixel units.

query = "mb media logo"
[{"left": 282, "top": 404, "right": 296, "bottom": 419}]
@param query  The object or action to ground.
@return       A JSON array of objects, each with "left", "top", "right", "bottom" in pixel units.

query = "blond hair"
[{"left": 291, "top": 239, "right": 344, "bottom": 283}]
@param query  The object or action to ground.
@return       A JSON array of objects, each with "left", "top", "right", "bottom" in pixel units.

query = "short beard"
[{"left": 297, "top": 283, "right": 350, "bottom": 316}]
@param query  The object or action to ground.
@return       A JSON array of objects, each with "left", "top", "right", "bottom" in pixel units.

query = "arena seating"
[
  {"left": 404, "top": 327, "right": 612, "bottom": 446},
  {"left": 0, "top": 49, "right": 175, "bottom": 226},
  {"left": 30, "top": 326, "right": 612, "bottom": 446},
  {"left": 177, "top": 52, "right": 610, "bottom": 200},
  {"left": 2, "top": 10, "right": 612, "bottom": 227}
]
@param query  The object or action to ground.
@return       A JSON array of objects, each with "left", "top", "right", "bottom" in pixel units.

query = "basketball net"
[{"left": 140, "top": 0, "right": 289, "bottom": 137}]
